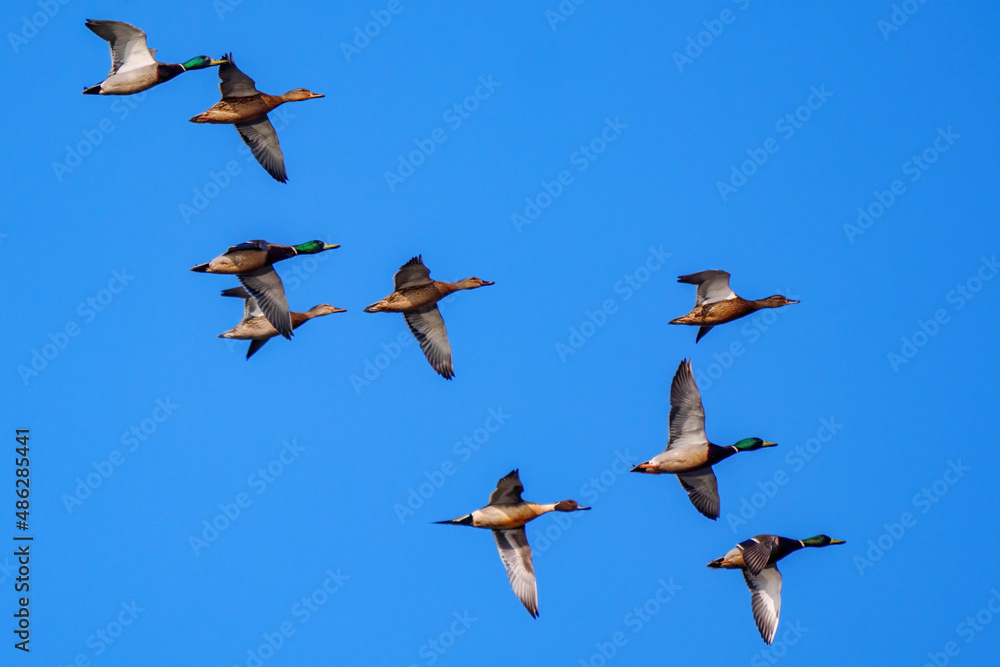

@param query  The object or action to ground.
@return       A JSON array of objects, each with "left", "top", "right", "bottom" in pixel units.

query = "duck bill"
[
  {"left": 830, "top": 539, "right": 846, "bottom": 545},
  {"left": 322, "top": 243, "right": 340, "bottom": 250},
  {"left": 762, "top": 441, "right": 778, "bottom": 448},
  {"left": 309, "top": 92, "right": 326, "bottom": 99},
  {"left": 482, "top": 280, "right": 495, "bottom": 286},
  {"left": 208, "top": 58, "right": 227, "bottom": 66}
]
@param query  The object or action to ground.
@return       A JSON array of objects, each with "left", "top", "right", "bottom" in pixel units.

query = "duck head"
[
  {"left": 733, "top": 438, "right": 778, "bottom": 451},
  {"left": 181, "top": 56, "right": 227, "bottom": 70},
  {"left": 760, "top": 295, "right": 800, "bottom": 308},
  {"left": 294, "top": 240, "right": 340, "bottom": 254},
  {"left": 457, "top": 277, "right": 495, "bottom": 289},
  {"left": 554, "top": 500, "right": 591, "bottom": 512},
  {"left": 802, "top": 535, "right": 846, "bottom": 547},
  {"left": 282, "top": 88, "right": 325, "bottom": 101}
]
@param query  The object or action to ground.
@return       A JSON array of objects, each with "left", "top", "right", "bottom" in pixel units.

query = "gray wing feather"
[
  {"left": 86, "top": 20, "right": 155, "bottom": 74},
  {"left": 679, "top": 270, "right": 735, "bottom": 306},
  {"left": 236, "top": 117, "right": 287, "bottom": 183},
  {"left": 489, "top": 470, "right": 524, "bottom": 505},
  {"left": 394, "top": 256, "right": 433, "bottom": 290},
  {"left": 675, "top": 467, "right": 720, "bottom": 519},
  {"left": 743, "top": 566, "right": 782, "bottom": 644},
  {"left": 493, "top": 528, "right": 539, "bottom": 618},
  {"left": 403, "top": 306, "right": 453, "bottom": 379},
  {"left": 218, "top": 56, "right": 260, "bottom": 98},
  {"left": 739, "top": 535, "right": 777, "bottom": 576},
  {"left": 238, "top": 267, "right": 292, "bottom": 339},
  {"left": 666, "top": 359, "right": 708, "bottom": 451}
]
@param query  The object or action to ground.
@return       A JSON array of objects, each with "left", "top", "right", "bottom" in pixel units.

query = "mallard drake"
[
  {"left": 189, "top": 53, "right": 324, "bottom": 183},
  {"left": 435, "top": 470, "right": 590, "bottom": 618},
  {"left": 669, "top": 270, "right": 799, "bottom": 342},
  {"left": 191, "top": 239, "right": 339, "bottom": 339},
  {"left": 363, "top": 256, "right": 493, "bottom": 380},
  {"left": 218, "top": 287, "right": 345, "bottom": 359},
  {"left": 708, "top": 534, "right": 845, "bottom": 644},
  {"left": 82, "top": 20, "right": 224, "bottom": 95},
  {"left": 630, "top": 359, "right": 777, "bottom": 519}
]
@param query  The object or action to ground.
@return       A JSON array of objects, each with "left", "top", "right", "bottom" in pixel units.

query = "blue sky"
[{"left": 2, "top": 1, "right": 999, "bottom": 665}]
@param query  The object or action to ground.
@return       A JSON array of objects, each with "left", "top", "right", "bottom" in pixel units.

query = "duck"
[
  {"left": 218, "top": 287, "right": 345, "bottom": 359},
  {"left": 630, "top": 359, "right": 777, "bottom": 519},
  {"left": 82, "top": 20, "right": 224, "bottom": 95},
  {"left": 189, "top": 53, "right": 324, "bottom": 183},
  {"left": 708, "top": 534, "right": 845, "bottom": 644},
  {"left": 191, "top": 239, "right": 339, "bottom": 339},
  {"left": 669, "top": 270, "right": 799, "bottom": 342},
  {"left": 363, "top": 256, "right": 493, "bottom": 380},
  {"left": 435, "top": 470, "right": 590, "bottom": 618}
]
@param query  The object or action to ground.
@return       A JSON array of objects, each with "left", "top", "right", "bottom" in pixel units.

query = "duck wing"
[
  {"left": 678, "top": 270, "right": 735, "bottom": 306},
  {"left": 489, "top": 470, "right": 525, "bottom": 505},
  {"left": 238, "top": 267, "right": 292, "bottom": 339},
  {"left": 220, "top": 286, "right": 263, "bottom": 322},
  {"left": 666, "top": 359, "right": 707, "bottom": 451},
  {"left": 86, "top": 20, "right": 155, "bottom": 75},
  {"left": 236, "top": 116, "right": 287, "bottom": 183},
  {"left": 493, "top": 528, "right": 539, "bottom": 618},
  {"left": 675, "top": 467, "right": 720, "bottom": 519},
  {"left": 743, "top": 565, "right": 782, "bottom": 645},
  {"left": 738, "top": 535, "right": 777, "bottom": 577},
  {"left": 394, "top": 255, "right": 433, "bottom": 290},
  {"left": 218, "top": 53, "right": 260, "bottom": 98},
  {"left": 246, "top": 339, "right": 269, "bottom": 360},
  {"left": 403, "top": 306, "right": 453, "bottom": 379}
]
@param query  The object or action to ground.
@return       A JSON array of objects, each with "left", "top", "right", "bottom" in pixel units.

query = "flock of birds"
[{"left": 83, "top": 19, "right": 844, "bottom": 647}]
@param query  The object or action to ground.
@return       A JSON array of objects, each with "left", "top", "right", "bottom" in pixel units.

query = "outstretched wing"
[
  {"left": 675, "top": 467, "right": 720, "bottom": 519},
  {"left": 489, "top": 470, "right": 525, "bottom": 505},
  {"left": 743, "top": 566, "right": 782, "bottom": 644},
  {"left": 238, "top": 267, "right": 292, "bottom": 339},
  {"left": 403, "top": 306, "right": 453, "bottom": 379},
  {"left": 235, "top": 117, "right": 287, "bottom": 183},
  {"left": 493, "top": 528, "right": 539, "bottom": 618},
  {"left": 218, "top": 53, "right": 260, "bottom": 98},
  {"left": 666, "top": 359, "right": 707, "bottom": 451},
  {"left": 678, "top": 270, "right": 735, "bottom": 306},
  {"left": 86, "top": 20, "right": 155, "bottom": 75},
  {"left": 394, "top": 256, "right": 433, "bottom": 290},
  {"left": 738, "top": 535, "right": 777, "bottom": 577}
]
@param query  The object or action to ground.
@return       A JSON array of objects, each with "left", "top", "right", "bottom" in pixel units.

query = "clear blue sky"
[{"left": 2, "top": 1, "right": 999, "bottom": 665}]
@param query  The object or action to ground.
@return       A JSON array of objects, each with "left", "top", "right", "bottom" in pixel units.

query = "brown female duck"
[
  {"left": 189, "top": 53, "right": 324, "bottom": 182},
  {"left": 218, "top": 287, "right": 345, "bottom": 359},
  {"left": 363, "top": 255, "right": 493, "bottom": 379},
  {"left": 435, "top": 470, "right": 590, "bottom": 618},
  {"left": 669, "top": 270, "right": 798, "bottom": 342}
]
